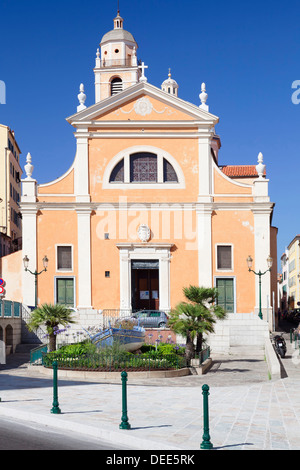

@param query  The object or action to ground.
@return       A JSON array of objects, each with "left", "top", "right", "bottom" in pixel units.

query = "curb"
[{"left": 0, "top": 404, "right": 182, "bottom": 450}]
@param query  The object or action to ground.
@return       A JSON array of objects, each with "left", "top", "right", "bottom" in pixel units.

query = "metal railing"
[
  {"left": 198, "top": 347, "right": 211, "bottom": 365},
  {"left": 30, "top": 344, "right": 48, "bottom": 365},
  {"left": 0, "top": 300, "right": 22, "bottom": 318},
  {"left": 42, "top": 352, "right": 187, "bottom": 371},
  {"left": 21, "top": 304, "right": 47, "bottom": 345},
  {"left": 101, "top": 309, "right": 132, "bottom": 329},
  {"left": 99, "top": 58, "right": 140, "bottom": 68}
]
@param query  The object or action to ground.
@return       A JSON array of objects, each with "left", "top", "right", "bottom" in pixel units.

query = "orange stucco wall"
[
  {"left": 38, "top": 169, "right": 74, "bottom": 195},
  {"left": 88, "top": 137, "right": 198, "bottom": 203},
  {"left": 0, "top": 251, "right": 23, "bottom": 302},
  {"left": 212, "top": 210, "right": 256, "bottom": 313},
  {"left": 36, "top": 211, "right": 78, "bottom": 305},
  {"left": 90, "top": 208, "right": 198, "bottom": 309},
  {"left": 214, "top": 167, "right": 253, "bottom": 195}
]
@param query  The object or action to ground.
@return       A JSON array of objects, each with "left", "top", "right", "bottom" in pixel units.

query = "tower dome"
[
  {"left": 161, "top": 69, "right": 179, "bottom": 97},
  {"left": 100, "top": 11, "right": 138, "bottom": 47}
]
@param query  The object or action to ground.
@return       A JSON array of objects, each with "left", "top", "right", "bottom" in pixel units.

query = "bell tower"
[{"left": 94, "top": 11, "right": 141, "bottom": 102}]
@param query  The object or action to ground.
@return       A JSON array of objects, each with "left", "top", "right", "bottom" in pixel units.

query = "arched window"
[
  {"left": 111, "top": 77, "right": 123, "bottom": 96},
  {"left": 130, "top": 152, "right": 157, "bottom": 182},
  {"left": 163, "top": 158, "right": 178, "bottom": 182},
  {"left": 109, "top": 159, "right": 124, "bottom": 182},
  {"left": 109, "top": 151, "right": 179, "bottom": 184}
]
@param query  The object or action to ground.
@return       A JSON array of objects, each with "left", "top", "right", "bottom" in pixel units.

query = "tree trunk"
[
  {"left": 196, "top": 332, "right": 203, "bottom": 354},
  {"left": 49, "top": 334, "right": 57, "bottom": 352},
  {"left": 185, "top": 331, "right": 194, "bottom": 366}
]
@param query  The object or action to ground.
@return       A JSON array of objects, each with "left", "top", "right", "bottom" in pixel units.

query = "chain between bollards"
[
  {"left": 119, "top": 371, "right": 131, "bottom": 430},
  {"left": 200, "top": 384, "right": 213, "bottom": 450},
  {"left": 51, "top": 360, "right": 61, "bottom": 414}
]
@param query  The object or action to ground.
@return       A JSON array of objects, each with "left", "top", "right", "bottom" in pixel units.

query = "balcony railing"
[
  {"left": 0, "top": 300, "right": 22, "bottom": 318},
  {"left": 99, "top": 58, "right": 141, "bottom": 68}
]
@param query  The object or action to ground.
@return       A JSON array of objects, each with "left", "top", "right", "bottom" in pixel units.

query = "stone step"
[{"left": 15, "top": 343, "right": 42, "bottom": 353}]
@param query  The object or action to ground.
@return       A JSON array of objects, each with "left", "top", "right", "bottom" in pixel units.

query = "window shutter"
[
  {"left": 57, "top": 246, "right": 72, "bottom": 270},
  {"left": 217, "top": 246, "right": 232, "bottom": 270}
]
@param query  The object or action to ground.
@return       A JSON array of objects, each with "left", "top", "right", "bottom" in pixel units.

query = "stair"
[
  {"left": 15, "top": 343, "right": 42, "bottom": 353},
  {"left": 21, "top": 305, "right": 45, "bottom": 345},
  {"left": 207, "top": 313, "right": 269, "bottom": 356}
]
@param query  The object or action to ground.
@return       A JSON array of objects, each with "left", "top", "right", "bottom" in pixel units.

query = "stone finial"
[
  {"left": 199, "top": 82, "right": 209, "bottom": 111},
  {"left": 256, "top": 152, "right": 266, "bottom": 179},
  {"left": 95, "top": 48, "right": 101, "bottom": 68},
  {"left": 132, "top": 46, "right": 137, "bottom": 66},
  {"left": 24, "top": 152, "right": 34, "bottom": 179},
  {"left": 77, "top": 83, "right": 87, "bottom": 112}
]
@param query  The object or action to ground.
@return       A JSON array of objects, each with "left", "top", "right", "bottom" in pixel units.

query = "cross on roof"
[{"left": 138, "top": 62, "right": 148, "bottom": 82}]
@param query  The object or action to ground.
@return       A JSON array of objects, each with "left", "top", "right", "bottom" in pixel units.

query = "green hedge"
[
  {"left": 42, "top": 341, "right": 187, "bottom": 371},
  {"left": 43, "top": 351, "right": 187, "bottom": 371}
]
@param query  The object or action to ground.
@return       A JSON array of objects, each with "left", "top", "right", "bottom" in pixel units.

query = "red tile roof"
[{"left": 220, "top": 165, "right": 266, "bottom": 177}]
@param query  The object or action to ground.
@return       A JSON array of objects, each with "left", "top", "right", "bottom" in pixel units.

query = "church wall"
[
  {"left": 38, "top": 169, "right": 75, "bottom": 195},
  {"left": 211, "top": 209, "right": 256, "bottom": 313},
  {"left": 88, "top": 136, "right": 199, "bottom": 203},
  {"left": 36, "top": 210, "right": 78, "bottom": 306},
  {"left": 90, "top": 208, "right": 198, "bottom": 310}
]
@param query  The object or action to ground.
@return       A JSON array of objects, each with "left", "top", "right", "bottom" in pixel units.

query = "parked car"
[{"left": 132, "top": 310, "right": 169, "bottom": 328}]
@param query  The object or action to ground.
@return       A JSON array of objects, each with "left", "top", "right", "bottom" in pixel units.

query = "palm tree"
[
  {"left": 168, "top": 286, "right": 227, "bottom": 363},
  {"left": 27, "top": 303, "right": 76, "bottom": 351}
]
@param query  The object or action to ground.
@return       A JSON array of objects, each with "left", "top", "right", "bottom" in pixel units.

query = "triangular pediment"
[{"left": 66, "top": 82, "right": 219, "bottom": 126}]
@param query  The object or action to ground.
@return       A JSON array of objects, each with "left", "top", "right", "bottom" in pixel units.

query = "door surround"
[{"left": 117, "top": 243, "right": 173, "bottom": 311}]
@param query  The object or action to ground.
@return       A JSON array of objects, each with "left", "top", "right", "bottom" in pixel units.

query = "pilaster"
[
  {"left": 197, "top": 205, "right": 213, "bottom": 288},
  {"left": 76, "top": 209, "right": 92, "bottom": 308}
]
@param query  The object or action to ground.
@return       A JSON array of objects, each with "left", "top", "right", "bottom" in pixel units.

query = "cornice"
[{"left": 20, "top": 200, "right": 275, "bottom": 213}]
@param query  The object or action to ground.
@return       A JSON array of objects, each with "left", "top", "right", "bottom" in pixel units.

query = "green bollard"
[
  {"left": 51, "top": 361, "right": 61, "bottom": 414},
  {"left": 200, "top": 384, "right": 213, "bottom": 450},
  {"left": 119, "top": 371, "right": 131, "bottom": 430}
]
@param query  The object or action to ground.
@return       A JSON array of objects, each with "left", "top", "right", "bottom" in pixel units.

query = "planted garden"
[{"left": 42, "top": 341, "right": 188, "bottom": 372}]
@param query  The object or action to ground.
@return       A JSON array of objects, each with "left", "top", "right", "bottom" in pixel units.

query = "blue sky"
[{"left": 1, "top": 0, "right": 299, "bottom": 265}]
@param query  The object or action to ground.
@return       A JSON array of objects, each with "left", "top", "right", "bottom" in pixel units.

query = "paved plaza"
[{"left": 0, "top": 329, "right": 300, "bottom": 450}]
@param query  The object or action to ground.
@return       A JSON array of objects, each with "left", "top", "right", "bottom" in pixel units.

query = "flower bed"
[
  {"left": 42, "top": 352, "right": 187, "bottom": 371},
  {"left": 42, "top": 341, "right": 187, "bottom": 371}
]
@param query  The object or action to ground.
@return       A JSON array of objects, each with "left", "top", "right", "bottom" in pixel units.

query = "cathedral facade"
[{"left": 20, "top": 11, "right": 277, "bottom": 323}]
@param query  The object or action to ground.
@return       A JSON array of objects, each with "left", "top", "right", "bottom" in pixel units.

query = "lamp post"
[
  {"left": 246, "top": 255, "right": 273, "bottom": 320},
  {"left": 23, "top": 255, "right": 49, "bottom": 308}
]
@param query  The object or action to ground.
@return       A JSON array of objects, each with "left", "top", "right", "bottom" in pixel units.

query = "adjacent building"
[
  {"left": 278, "top": 249, "right": 289, "bottom": 312},
  {"left": 0, "top": 124, "right": 22, "bottom": 257},
  {"left": 287, "top": 235, "right": 300, "bottom": 309},
  {"left": 18, "top": 10, "right": 278, "bottom": 327}
]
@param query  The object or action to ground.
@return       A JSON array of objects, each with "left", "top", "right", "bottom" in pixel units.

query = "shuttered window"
[
  {"left": 57, "top": 246, "right": 72, "bottom": 271},
  {"left": 56, "top": 278, "right": 74, "bottom": 307},
  {"left": 111, "top": 78, "right": 123, "bottom": 96},
  {"left": 217, "top": 246, "right": 232, "bottom": 270}
]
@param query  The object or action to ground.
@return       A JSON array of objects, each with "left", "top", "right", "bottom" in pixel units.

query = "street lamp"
[
  {"left": 23, "top": 255, "right": 49, "bottom": 308},
  {"left": 246, "top": 255, "right": 273, "bottom": 320}
]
